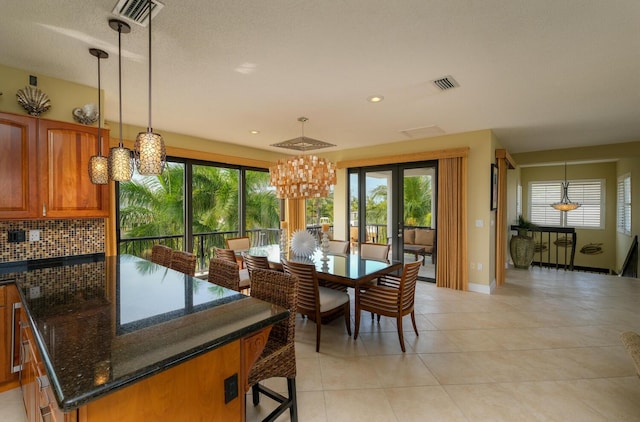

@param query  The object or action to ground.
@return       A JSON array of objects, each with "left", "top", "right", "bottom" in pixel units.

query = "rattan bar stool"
[
  {"left": 248, "top": 269, "right": 298, "bottom": 422},
  {"left": 169, "top": 250, "right": 197, "bottom": 276},
  {"left": 207, "top": 258, "right": 241, "bottom": 292},
  {"left": 150, "top": 244, "right": 173, "bottom": 267}
]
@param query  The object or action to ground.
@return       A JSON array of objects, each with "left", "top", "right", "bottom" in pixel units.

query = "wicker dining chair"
[
  {"left": 225, "top": 236, "right": 251, "bottom": 268},
  {"left": 354, "top": 258, "right": 422, "bottom": 352},
  {"left": 207, "top": 258, "right": 241, "bottom": 292},
  {"left": 214, "top": 247, "right": 251, "bottom": 291},
  {"left": 244, "top": 254, "right": 271, "bottom": 279},
  {"left": 169, "top": 250, "right": 197, "bottom": 277},
  {"left": 150, "top": 244, "right": 173, "bottom": 267},
  {"left": 282, "top": 259, "right": 351, "bottom": 352},
  {"left": 248, "top": 268, "right": 298, "bottom": 422}
]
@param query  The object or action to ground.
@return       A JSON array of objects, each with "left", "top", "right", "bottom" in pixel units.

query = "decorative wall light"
[
  {"left": 108, "top": 19, "right": 134, "bottom": 182},
  {"left": 134, "top": 0, "right": 166, "bottom": 175},
  {"left": 269, "top": 117, "right": 336, "bottom": 199},
  {"left": 551, "top": 162, "right": 581, "bottom": 211},
  {"left": 88, "top": 48, "right": 109, "bottom": 185}
]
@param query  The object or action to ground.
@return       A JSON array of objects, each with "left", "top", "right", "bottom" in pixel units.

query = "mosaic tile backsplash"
[{"left": 0, "top": 219, "right": 105, "bottom": 263}]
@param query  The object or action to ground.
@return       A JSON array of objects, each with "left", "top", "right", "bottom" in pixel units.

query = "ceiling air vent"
[
  {"left": 431, "top": 76, "right": 459, "bottom": 91},
  {"left": 112, "top": 0, "right": 164, "bottom": 27}
]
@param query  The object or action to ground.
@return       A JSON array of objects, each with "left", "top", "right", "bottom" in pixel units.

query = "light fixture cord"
[
  {"left": 147, "top": 0, "right": 153, "bottom": 132},
  {"left": 118, "top": 22, "right": 124, "bottom": 149},
  {"left": 97, "top": 52, "right": 103, "bottom": 156}
]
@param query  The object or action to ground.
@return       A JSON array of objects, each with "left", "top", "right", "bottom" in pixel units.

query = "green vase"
[{"left": 510, "top": 230, "right": 535, "bottom": 269}]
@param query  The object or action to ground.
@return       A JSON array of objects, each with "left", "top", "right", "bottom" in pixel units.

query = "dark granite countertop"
[{"left": 8, "top": 254, "right": 288, "bottom": 412}]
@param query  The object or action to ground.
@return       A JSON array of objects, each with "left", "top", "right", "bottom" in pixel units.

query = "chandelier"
[
  {"left": 269, "top": 117, "right": 336, "bottom": 199},
  {"left": 551, "top": 162, "right": 581, "bottom": 211},
  {"left": 270, "top": 154, "right": 336, "bottom": 199},
  {"left": 134, "top": 0, "right": 166, "bottom": 175},
  {"left": 88, "top": 48, "right": 109, "bottom": 185}
]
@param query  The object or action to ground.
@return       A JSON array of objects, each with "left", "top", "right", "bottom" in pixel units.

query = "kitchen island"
[{"left": 2, "top": 253, "right": 287, "bottom": 421}]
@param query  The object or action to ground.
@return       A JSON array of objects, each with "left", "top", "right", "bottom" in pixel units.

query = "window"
[
  {"left": 617, "top": 174, "right": 631, "bottom": 235},
  {"left": 529, "top": 179, "right": 604, "bottom": 229}
]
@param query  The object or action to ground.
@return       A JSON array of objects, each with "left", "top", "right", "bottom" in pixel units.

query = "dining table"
[{"left": 247, "top": 244, "right": 403, "bottom": 289}]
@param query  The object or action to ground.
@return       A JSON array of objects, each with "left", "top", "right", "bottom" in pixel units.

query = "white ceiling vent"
[
  {"left": 112, "top": 0, "right": 164, "bottom": 27},
  {"left": 431, "top": 76, "right": 459, "bottom": 91},
  {"left": 400, "top": 125, "right": 445, "bottom": 139}
]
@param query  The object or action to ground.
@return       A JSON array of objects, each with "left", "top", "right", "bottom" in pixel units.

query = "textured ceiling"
[{"left": 1, "top": 0, "right": 639, "bottom": 155}]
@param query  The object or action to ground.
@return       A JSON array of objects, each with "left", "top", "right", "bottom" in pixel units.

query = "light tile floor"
[{"left": 2, "top": 267, "right": 639, "bottom": 421}]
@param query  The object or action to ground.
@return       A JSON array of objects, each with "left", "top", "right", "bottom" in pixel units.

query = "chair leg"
[
  {"left": 397, "top": 315, "right": 406, "bottom": 352},
  {"left": 410, "top": 311, "right": 419, "bottom": 336},
  {"left": 288, "top": 378, "right": 298, "bottom": 422},
  {"left": 252, "top": 383, "right": 260, "bottom": 406},
  {"left": 354, "top": 305, "right": 361, "bottom": 340},
  {"left": 344, "top": 303, "right": 352, "bottom": 335},
  {"left": 315, "top": 319, "right": 321, "bottom": 352}
]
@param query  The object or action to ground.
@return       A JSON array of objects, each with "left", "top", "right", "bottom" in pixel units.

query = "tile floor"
[{"left": 2, "top": 267, "right": 640, "bottom": 421}]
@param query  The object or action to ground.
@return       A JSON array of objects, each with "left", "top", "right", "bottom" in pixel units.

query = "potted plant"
[{"left": 510, "top": 215, "right": 538, "bottom": 269}]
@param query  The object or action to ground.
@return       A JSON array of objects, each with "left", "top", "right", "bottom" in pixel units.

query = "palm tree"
[{"left": 403, "top": 176, "right": 431, "bottom": 226}]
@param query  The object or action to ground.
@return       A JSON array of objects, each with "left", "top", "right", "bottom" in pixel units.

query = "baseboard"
[{"left": 468, "top": 279, "right": 494, "bottom": 295}]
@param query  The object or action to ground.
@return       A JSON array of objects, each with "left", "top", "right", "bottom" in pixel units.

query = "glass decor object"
[
  {"left": 320, "top": 231, "right": 330, "bottom": 261},
  {"left": 134, "top": 0, "right": 166, "bottom": 175},
  {"left": 88, "top": 48, "right": 109, "bottom": 185},
  {"left": 108, "top": 19, "right": 134, "bottom": 182}
]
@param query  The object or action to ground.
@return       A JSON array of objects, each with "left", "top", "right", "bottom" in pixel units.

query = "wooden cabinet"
[
  {"left": 0, "top": 113, "right": 38, "bottom": 219},
  {"left": 0, "top": 112, "right": 110, "bottom": 220},
  {"left": 20, "top": 304, "right": 75, "bottom": 422},
  {"left": 0, "top": 284, "right": 20, "bottom": 391}
]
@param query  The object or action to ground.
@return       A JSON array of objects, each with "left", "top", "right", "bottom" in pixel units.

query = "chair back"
[
  {"left": 281, "top": 259, "right": 319, "bottom": 319},
  {"left": 250, "top": 269, "right": 298, "bottom": 345},
  {"left": 169, "top": 250, "right": 197, "bottom": 276},
  {"left": 244, "top": 254, "right": 270, "bottom": 278},
  {"left": 214, "top": 247, "right": 237, "bottom": 264},
  {"left": 208, "top": 258, "right": 241, "bottom": 291},
  {"left": 225, "top": 237, "right": 251, "bottom": 252},
  {"left": 360, "top": 242, "right": 390, "bottom": 260},
  {"left": 327, "top": 240, "right": 349, "bottom": 254},
  {"left": 150, "top": 244, "right": 173, "bottom": 267},
  {"left": 399, "top": 259, "right": 422, "bottom": 311}
]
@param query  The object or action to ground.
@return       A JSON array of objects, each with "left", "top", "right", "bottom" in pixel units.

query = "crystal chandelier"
[
  {"left": 134, "top": 0, "right": 166, "bottom": 175},
  {"left": 269, "top": 117, "right": 336, "bottom": 199},
  {"left": 88, "top": 48, "right": 109, "bottom": 185},
  {"left": 551, "top": 163, "right": 581, "bottom": 211},
  {"left": 108, "top": 19, "right": 134, "bottom": 182}
]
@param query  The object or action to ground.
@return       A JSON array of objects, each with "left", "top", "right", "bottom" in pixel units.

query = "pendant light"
[
  {"left": 134, "top": 0, "right": 166, "bottom": 175},
  {"left": 551, "top": 162, "right": 581, "bottom": 211},
  {"left": 88, "top": 48, "right": 109, "bottom": 185},
  {"left": 108, "top": 19, "right": 134, "bottom": 182}
]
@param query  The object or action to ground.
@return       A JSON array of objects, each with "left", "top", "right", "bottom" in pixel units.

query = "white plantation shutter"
[
  {"left": 529, "top": 179, "right": 604, "bottom": 228},
  {"left": 617, "top": 174, "right": 631, "bottom": 234}
]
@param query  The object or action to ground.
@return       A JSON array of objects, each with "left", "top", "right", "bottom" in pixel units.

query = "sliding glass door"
[{"left": 349, "top": 161, "right": 437, "bottom": 280}]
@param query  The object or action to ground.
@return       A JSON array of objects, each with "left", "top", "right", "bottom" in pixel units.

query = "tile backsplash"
[{"left": 0, "top": 219, "right": 105, "bottom": 263}]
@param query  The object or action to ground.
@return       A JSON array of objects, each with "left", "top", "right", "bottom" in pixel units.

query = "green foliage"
[{"left": 516, "top": 214, "right": 539, "bottom": 230}]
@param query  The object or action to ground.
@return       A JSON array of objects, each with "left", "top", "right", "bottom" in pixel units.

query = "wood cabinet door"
[
  {"left": 38, "top": 119, "right": 110, "bottom": 218},
  {"left": 0, "top": 112, "right": 38, "bottom": 219}
]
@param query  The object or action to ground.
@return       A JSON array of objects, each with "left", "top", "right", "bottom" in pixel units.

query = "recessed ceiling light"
[
  {"left": 250, "top": 130, "right": 260, "bottom": 135},
  {"left": 367, "top": 95, "right": 384, "bottom": 103}
]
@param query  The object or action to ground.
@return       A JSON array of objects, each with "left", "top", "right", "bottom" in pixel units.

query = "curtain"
[{"left": 436, "top": 156, "right": 468, "bottom": 290}]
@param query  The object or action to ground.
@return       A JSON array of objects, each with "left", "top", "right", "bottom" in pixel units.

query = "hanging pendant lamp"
[
  {"left": 108, "top": 19, "right": 134, "bottom": 182},
  {"left": 88, "top": 48, "right": 109, "bottom": 185},
  {"left": 551, "top": 162, "right": 581, "bottom": 211},
  {"left": 134, "top": 0, "right": 166, "bottom": 175}
]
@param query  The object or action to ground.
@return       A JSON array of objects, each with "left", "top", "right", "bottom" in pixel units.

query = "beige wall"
[{"left": 616, "top": 157, "right": 640, "bottom": 271}]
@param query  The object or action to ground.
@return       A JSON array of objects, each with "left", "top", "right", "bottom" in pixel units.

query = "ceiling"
[{"left": 1, "top": 0, "right": 639, "bottom": 155}]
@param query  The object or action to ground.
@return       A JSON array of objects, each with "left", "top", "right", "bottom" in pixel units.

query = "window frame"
[
  {"left": 617, "top": 173, "right": 631, "bottom": 235},
  {"left": 528, "top": 178, "right": 605, "bottom": 229}
]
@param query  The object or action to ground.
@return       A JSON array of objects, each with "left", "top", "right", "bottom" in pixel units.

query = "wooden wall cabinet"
[{"left": 0, "top": 112, "right": 110, "bottom": 220}]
